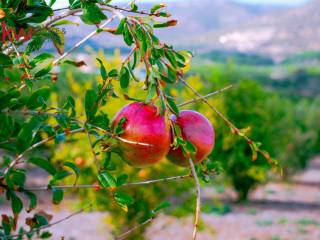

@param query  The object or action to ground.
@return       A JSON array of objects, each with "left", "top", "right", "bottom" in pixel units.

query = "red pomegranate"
[
  {"left": 167, "top": 110, "right": 215, "bottom": 167},
  {"left": 112, "top": 102, "right": 170, "bottom": 168}
]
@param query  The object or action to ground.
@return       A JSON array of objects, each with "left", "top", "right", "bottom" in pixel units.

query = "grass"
[
  {"left": 256, "top": 220, "right": 273, "bottom": 226},
  {"left": 297, "top": 218, "right": 320, "bottom": 227}
]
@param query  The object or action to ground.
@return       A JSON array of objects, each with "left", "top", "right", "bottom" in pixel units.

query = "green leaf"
[
  {"left": 96, "top": 58, "right": 107, "bottom": 80},
  {"left": 165, "top": 50, "right": 178, "bottom": 68},
  {"left": 131, "top": 2, "right": 138, "bottom": 12},
  {"left": 90, "top": 113, "right": 110, "bottom": 130},
  {"left": 85, "top": 89, "right": 98, "bottom": 120},
  {"left": 17, "top": 5, "right": 53, "bottom": 23},
  {"left": 31, "top": 53, "right": 54, "bottom": 66},
  {"left": 185, "top": 140, "right": 197, "bottom": 153},
  {"left": 34, "top": 63, "right": 53, "bottom": 78},
  {"left": 0, "top": 53, "right": 13, "bottom": 67},
  {"left": 49, "top": 28, "right": 65, "bottom": 55},
  {"left": 117, "top": 174, "right": 128, "bottom": 186},
  {"left": 159, "top": 94, "right": 166, "bottom": 116},
  {"left": 35, "top": 214, "right": 49, "bottom": 226},
  {"left": 153, "top": 201, "right": 171, "bottom": 213},
  {"left": 51, "top": 20, "right": 79, "bottom": 27},
  {"left": 114, "top": 191, "right": 134, "bottom": 205},
  {"left": 40, "top": 232, "right": 52, "bottom": 239},
  {"left": 24, "top": 190, "right": 37, "bottom": 211},
  {"left": 123, "top": 24, "right": 134, "bottom": 46},
  {"left": 53, "top": 170, "right": 71, "bottom": 181},
  {"left": 119, "top": 66, "right": 130, "bottom": 89},
  {"left": 150, "top": 3, "right": 166, "bottom": 14},
  {"left": 10, "top": 192, "right": 23, "bottom": 214},
  {"left": 11, "top": 170, "right": 26, "bottom": 187},
  {"left": 64, "top": 162, "right": 80, "bottom": 184},
  {"left": 28, "top": 157, "right": 57, "bottom": 175},
  {"left": 146, "top": 83, "right": 157, "bottom": 103},
  {"left": 154, "top": 20, "right": 177, "bottom": 28},
  {"left": 27, "top": 87, "right": 50, "bottom": 109},
  {"left": 80, "top": 2, "right": 107, "bottom": 25},
  {"left": 26, "top": 36, "right": 46, "bottom": 54},
  {"left": 166, "top": 97, "right": 179, "bottom": 115},
  {"left": 17, "top": 116, "right": 44, "bottom": 150},
  {"left": 108, "top": 69, "right": 118, "bottom": 78},
  {"left": 69, "top": 0, "right": 81, "bottom": 9},
  {"left": 114, "top": 116, "right": 127, "bottom": 135},
  {"left": 98, "top": 171, "right": 116, "bottom": 188},
  {"left": 115, "top": 18, "right": 126, "bottom": 35},
  {"left": 52, "top": 188, "right": 64, "bottom": 205}
]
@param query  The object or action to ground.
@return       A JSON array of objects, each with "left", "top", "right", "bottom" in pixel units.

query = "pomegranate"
[
  {"left": 168, "top": 110, "right": 215, "bottom": 167},
  {"left": 112, "top": 102, "right": 170, "bottom": 167}
]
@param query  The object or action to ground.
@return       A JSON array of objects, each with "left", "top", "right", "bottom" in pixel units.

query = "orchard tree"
[{"left": 0, "top": 0, "right": 277, "bottom": 239}]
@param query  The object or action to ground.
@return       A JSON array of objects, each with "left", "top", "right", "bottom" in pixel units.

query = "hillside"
[
  {"left": 58, "top": 0, "right": 320, "bottom": 60},
  {"left": 193, "top": 0, "right": 320, "bottom": 60}
]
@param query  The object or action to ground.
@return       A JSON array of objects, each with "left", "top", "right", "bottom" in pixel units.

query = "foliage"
[
  {"left": 186, "top": 65, "right": 320, "bottom": 200},
  {"left": 0, "top": 0, "right": 274, "bottom": 239},
  {"left": 0, "top": 0, "right": 313, "bottom": 239}
]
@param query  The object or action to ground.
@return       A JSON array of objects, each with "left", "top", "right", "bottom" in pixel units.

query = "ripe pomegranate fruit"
[
  {"left": 112, "top": 102, "right": 170, "bottom": 168},
  {"left": 167, "top": 110, "right": 215, "bottom": 167}
]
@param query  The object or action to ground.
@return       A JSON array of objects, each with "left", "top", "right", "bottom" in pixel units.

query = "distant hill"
[
  {"left": 191, "top": 0, "right": 320, "bottom": 61},
  {"left": 59, "top": 0, "right": 320, "bottom": 60}
]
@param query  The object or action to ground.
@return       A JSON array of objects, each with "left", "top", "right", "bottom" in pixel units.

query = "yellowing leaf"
[{"left": 0, "top": 9, "right": 6, "bottom": 19}]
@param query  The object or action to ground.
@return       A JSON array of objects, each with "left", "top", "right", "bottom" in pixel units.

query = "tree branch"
[
  {"left": 177, "top": 85, "right": 233, "bottom": 107},
  {"left": 115, "top": 216, "right": 156, "bottom": 240},
  {"left": 181, "top": 79, "right": 275, "bottom": 165},
  {"left": 2, "top": 128, "right": 85, "bottom": 175},
  {"left": 52, "top": 2, "right": 132, "bottom": 66},
  {"left": 24, "top": 174, "right": 191, "bottom": 191},
  {"left": 188, "top": 157, "right": 201, "bottom": 240},
  {"left": 5, "top": 204, "right": 92, "bottom": 239}
]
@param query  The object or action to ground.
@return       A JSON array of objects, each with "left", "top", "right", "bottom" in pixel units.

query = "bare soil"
[{"left": 1, "top": 157, "right": 320, "bottom": 240}]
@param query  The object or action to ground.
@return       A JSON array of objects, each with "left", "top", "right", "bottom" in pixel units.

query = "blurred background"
[{"left": 2, "top": 0, "right": 320, "bottom": 239}]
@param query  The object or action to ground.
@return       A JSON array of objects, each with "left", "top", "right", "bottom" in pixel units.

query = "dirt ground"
[{"left": 1, "top": 157, "right": 320, "bottom": 240}]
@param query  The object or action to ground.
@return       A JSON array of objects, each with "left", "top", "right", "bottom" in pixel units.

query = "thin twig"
[
  {"left": 177, "top": 85, "right": 233, "bottom": 107},
  {"left": 24, "top": 174, "right": 191, "bottom": 191},
  {"left": 2, "top": 109, "right": 154, "bottom": 147},
  {"left": 181, "top": 80, "right": 247, "bottom": 140},
  {"left": 181, "top": 79, "right": 275, "bottom": 165},
  {"left": 115, "top": 216, "right": 156, "bottom": 240},
  {"left": 188, "top": 157, "right": 201, "bottom": 240},
  {"left": 2, "top": 128, "right": 85, "bottom": 175},
  {"left": 5, "top": 204, "right": 92, "bottom": 239},
  {"left": 52, "top": 7, "right": 70, "bottom": 11},
  {"left": 85, "top": 128, "right": 100, "bottom": 169},
  {"left": 43, "top": 9, "right": 81, "bottom": 28},
  {"left": 52, "top": 2, "right": 132, "bottom": 66}
]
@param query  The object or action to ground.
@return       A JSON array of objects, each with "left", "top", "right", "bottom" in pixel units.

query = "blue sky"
[
  {"left": 233, "top": 0, "right": 310, "bottom": 5},
  {"left": 50, "top": 0, "right": 312, "bottom": 9}
]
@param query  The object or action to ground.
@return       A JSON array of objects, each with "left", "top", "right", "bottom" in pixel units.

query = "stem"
[
  {"left": 52, "top": 2, "right": 132, "bottom": 65},
  {"left": 5, "top": 204, "right": 92, "bottom": 239},
  {"left": 24, "top": 174, "right": 191, "bottom": 191},
  {"left": 105, "top": 4, "right": 163, "bottom": 17},
  {"left": 115, "top": 217, "right": 156, "bottom": 240},
  {"left": 188, "top": 157, "right": 201, "bottom": 240},
  {"left": 43, "top": 9, "right": 81, "bottom": 28},
  {"left": 2, "top": 128, "right": 85, "bottom": 175},
  {"left": 177, "top": 85, "right": 233, "bottom": 107},
  {"left": 85, "top": 128, "right": 100, "bottom": 169},
  {"left": 181, "top": 79, "right": 274, "bottom": 165}
]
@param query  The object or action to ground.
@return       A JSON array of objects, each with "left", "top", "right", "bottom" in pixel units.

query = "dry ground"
[{"left": 1, "top": 157, "right": 320, "bottom": 240}]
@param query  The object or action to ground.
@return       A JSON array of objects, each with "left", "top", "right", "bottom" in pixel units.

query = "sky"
[
  {"left": 233, "top": 0, "right": 310, "bottom": 5},
  {"left": 50, "top": 0, "right": 312, "bottom": 9}
]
